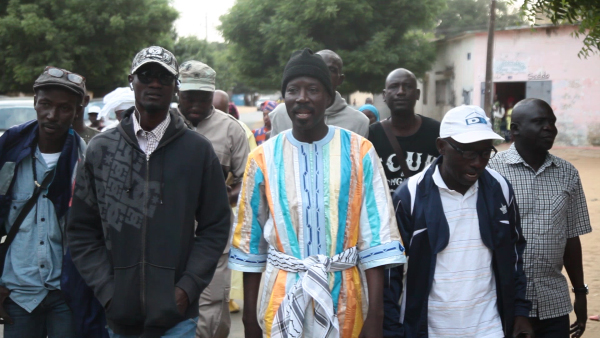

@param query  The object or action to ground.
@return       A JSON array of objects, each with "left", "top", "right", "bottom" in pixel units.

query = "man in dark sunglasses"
[
  {"left": 0, "top": 66, "right": 88, "bottom": 338},
  {"left": 393, "top": 105, "right": 534, "bottom": 338},
  {"left": 68, "top": 46, "right": 231, "bottom": 338}
]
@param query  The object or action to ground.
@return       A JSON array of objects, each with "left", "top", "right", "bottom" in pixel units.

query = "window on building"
[
  {"left": 462, "top": 89, "right": 471, "bottom": 105},
  {"left": 436, "top": 80, "right": 447, "bottom": 105}
]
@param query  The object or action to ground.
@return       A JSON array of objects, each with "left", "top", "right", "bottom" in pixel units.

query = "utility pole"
[{"left": 483, "top": 0, "right": 496, "bottom": 118}]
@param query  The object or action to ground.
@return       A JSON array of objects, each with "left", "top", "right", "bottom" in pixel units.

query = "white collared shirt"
[
  {"left": 132, "top": 110, "right": 171, "bottom": 155},
  {"left": 427, "top": 165, "right": 503, "bottom": 338}
]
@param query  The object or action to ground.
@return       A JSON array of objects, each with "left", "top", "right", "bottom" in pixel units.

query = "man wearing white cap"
[
  {"left": 87, "top": 105, "right": 105, "bottom": 131},
  {"left": 177, "top": 60, "right": 250, "bottom": 338},
  {"left": 73, "top": 104, "right": 101, "bottom": 143},
  {"left": 393, "top": 105, "right": 533, "bottom": 338}
]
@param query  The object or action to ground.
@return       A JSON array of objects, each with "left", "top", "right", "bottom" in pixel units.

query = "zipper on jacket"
[{"left": 141, "top": 153, "right": 150, "bottom": 316}]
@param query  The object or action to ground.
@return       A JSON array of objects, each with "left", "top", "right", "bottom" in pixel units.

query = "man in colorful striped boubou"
[{"left": 229, "top": 48, "right": 406, "bottom": 338}]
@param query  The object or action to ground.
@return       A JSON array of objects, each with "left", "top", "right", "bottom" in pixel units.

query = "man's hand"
[
  {"left": 571, "top": 294, "right": 587, "bottom": 338},
  {"left": 563, "top": 237, "right": 587, "bottom": 337},
  {"left": 228, "top": 182, "right": 242, "bottom": 206},
  {"left": 512, "top": 316, "right": 534, "bottom": 338},
  {"left": 360, "top": 266, "right": 385, "bottom": 338},
  {"left": 0, "top": 286, "right": 13, "bottom": 325},
  {"left": 243, "top": 272, "right": 263, "bottom": 338},
  {"left": 175, "top": 287, "right": 189, "bottom": 316},
  {"left": 359, "top": 311, "right": 384, "bottom": 338}
]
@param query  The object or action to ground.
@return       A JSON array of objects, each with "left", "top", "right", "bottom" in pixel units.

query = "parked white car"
[{"left": 0, "top": 98, "right": 36, "bottom": 136}]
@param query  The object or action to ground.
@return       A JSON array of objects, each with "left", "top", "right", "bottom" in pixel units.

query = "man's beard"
[{"left": 141, "top": 101, "right": 170, "bottom": 115}]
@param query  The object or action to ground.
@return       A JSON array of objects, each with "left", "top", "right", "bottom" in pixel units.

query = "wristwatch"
[{"left": 572, "top": 284, "right": 589, "bottom": 295}]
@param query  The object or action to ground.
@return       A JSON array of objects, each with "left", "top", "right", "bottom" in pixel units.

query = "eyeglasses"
[
  {"left": 135, "top": 70, "right": 176, "bottom": 86},
  {"left": 446, "top": 140, "right": 497, "bottom": 160},
  {"left": 44, "top": 66, "right": 85, "bottom": 85}
]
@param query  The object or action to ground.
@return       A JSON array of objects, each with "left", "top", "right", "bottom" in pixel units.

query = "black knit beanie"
[{"left": 281, "top": 48, "right": 334, "bottom": 100}]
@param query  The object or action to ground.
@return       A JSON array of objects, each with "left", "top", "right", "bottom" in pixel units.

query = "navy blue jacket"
[
  {"left": 0, "top": 120, "right": 108, "bottom": 338},
  {"left": 392, "top": 157, "right": 530, "bottom": 338}
]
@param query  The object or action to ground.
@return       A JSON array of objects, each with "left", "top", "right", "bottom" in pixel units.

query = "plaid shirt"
[
  {"left": 488, "top": 144, "right": 592, "bottom": 319},
  {"left": 132, "top": 110, "right": 171, "bottom": 155}
]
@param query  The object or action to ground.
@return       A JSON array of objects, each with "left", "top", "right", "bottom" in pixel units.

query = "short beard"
[
  {"left": 141, "top": 101, "right": 170, "bottom": 115},
  {"left": 390, "top": 106, "right": 414, "bottom": 116}
]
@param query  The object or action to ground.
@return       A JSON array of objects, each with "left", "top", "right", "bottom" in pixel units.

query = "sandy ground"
[{"left": 548, "top": 145, "right": 600, "bottom": 335}]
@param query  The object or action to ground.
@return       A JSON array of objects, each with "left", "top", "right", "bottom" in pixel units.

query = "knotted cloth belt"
[{"left": 268, "top": 246, "right": 358, "bottom": 338}]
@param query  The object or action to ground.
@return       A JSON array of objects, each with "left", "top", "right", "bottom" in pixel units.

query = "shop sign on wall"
[
  {"left": 528, "top": 71, "right": 550, "bottom": 80},
  {"left": 494, "top": 60, "right": 527, "bottom": 74}
]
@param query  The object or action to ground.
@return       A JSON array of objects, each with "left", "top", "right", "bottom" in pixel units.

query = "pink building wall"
[{"left": 472, "top": 25, "right": 600, "bottom": 146}]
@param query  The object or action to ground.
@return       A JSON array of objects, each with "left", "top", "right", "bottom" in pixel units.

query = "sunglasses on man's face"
[
  {"left": 45, "top": 66, "right": 85, "bottom": 85},
  {"left": 135, "top": 70, "right": 176, "bottom": 86}
]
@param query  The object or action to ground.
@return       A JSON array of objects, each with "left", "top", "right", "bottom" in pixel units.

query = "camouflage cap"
[
  {"left": 131, "top": 46, "right": 178, "bottom": 76},
  {"left": 178, "top": 60, "right": 216, "bottom": 92},
  {"left": 33, "top": 66, "right": 86, "bottom": 99}
]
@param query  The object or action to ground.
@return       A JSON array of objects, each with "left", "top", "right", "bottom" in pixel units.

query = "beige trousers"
[{"left": 196, "top": 252, "right": 231, "bottom": 338}]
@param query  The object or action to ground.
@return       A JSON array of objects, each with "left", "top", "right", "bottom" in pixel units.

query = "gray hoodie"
[{"left": 269, "top": 91, "right": 369, "bottom": 137}]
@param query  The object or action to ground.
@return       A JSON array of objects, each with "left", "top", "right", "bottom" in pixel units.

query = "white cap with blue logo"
[{"left": 440, "top": 105, "right": 504, "bottom": 144}]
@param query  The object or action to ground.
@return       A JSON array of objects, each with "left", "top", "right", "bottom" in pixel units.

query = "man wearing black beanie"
[
  {"left": 280, "top": 48, "right": 335, "bottom": 100},
  {"left": 229, "top": 48, "right": 406, "bottom": 338},
  {"left": 269, "top": 49, "right": 370, "bottom": 138}
]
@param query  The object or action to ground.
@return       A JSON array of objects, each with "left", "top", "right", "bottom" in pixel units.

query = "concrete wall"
[
  {"left": 422, "top": 25, "right": 600, "bottom": 146},
  {"left": 418, "top": 35, "right": 477, "bottom": 122},
  {"left": 476, "top": 26, "right": 600, "bottom": 146}
]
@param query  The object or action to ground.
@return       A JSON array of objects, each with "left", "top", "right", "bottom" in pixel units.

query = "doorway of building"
[{"left": 494, "top": 82, "right": 526, "bottom": 110}]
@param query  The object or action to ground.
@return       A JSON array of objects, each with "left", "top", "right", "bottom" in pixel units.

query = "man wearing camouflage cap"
[
  {"left": 177, "top": 60, "right": 249, "bottom": 338},
  {"left": 68, "top": 46, "right": 231, "bottom": 338}
]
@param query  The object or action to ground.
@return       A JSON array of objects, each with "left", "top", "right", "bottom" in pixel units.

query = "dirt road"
[{"left": 550, "top": 146, "right": 600, "bottom": 335}]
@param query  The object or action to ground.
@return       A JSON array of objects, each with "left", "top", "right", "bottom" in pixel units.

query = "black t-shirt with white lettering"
[{"left": 368, "top": 115, "right": 440, "bottom": 193}]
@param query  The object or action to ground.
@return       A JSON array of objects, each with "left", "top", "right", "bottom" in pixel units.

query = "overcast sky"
[{"left": 172, "top": 0, "right": 236, "bottom": 42}]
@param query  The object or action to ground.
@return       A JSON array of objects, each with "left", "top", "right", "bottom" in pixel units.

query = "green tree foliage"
[
  {"left": 220, "top": 0, "right": 446, "bottom": 93},
  {"left": 173, "top": 37, "right": 238, "bottom": 92},
  {"left": 436, "top": 0, "right": 523, "bottom": 36},
  {"left": 174, "top": 37, "right": 217, "bottom": 66},
  {"left": 517, "top": 0, "right": 600, "bottom": 57},
  {"left": 0, "top": 0, "right": 178, "bottom": 95}
]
